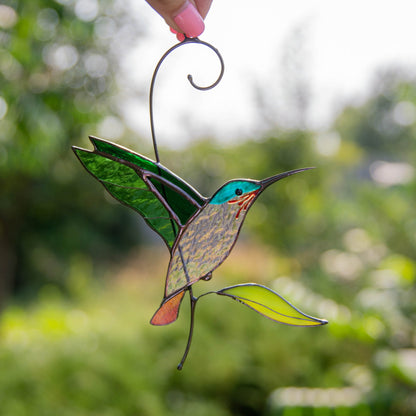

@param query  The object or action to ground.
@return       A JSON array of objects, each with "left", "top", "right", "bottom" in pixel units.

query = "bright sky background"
[{"left": 119, "top": 0, "right": 416, "bottom": 148}]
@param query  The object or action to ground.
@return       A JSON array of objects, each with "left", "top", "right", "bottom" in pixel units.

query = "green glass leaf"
[{"left": 217, "top": 284, "right": 328, "bottom": 326}]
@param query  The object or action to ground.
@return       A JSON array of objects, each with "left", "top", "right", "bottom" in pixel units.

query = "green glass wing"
[
  {"left": 72, "top": 136, "right": 206, "bottom": 250},
  {"left": 217, "top": 284, "right": 328, "bottom": 326}
]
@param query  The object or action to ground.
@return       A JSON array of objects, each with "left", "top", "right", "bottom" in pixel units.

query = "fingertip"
[{"left": 170, "top": 27, "right": 186, "bottom": 41}]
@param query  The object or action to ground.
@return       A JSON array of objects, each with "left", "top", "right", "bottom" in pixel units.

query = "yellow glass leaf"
[{"left": 217, "top": 284, "right": 328, "bottom": 326}]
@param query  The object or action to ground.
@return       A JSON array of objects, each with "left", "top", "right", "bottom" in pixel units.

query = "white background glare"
[{"left": 121, "top": 0, "right": 416, "bottom": 148}]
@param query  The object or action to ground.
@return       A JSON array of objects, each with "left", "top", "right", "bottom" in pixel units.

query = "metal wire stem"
[{"left": 149, "top": 37, "right": 225, "bottom": 163}]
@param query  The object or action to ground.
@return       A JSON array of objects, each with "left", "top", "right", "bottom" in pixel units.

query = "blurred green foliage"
[
  {"left": 0, "top": 0, "right": 143, "bottom": 301},
  {"left": 0, "top": 243, "right": 415, "bottom": 415},
  {"left": 1, "top": 1, "right": 416, "bottom": 415}
]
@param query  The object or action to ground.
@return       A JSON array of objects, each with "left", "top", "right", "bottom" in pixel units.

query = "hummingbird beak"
[{"left": 260, "top": 167, "right": 315, "bottom": 189}]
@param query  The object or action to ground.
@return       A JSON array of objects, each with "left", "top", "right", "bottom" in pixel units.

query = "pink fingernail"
[{"left": 173, "top": 1, "right": 204, "bottom": 38}]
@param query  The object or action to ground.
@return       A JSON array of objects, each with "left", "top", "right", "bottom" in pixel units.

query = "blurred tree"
[
  {"left": 0, "top": 0, "right": 143, "bottom": 304},
  {"left": 335, "top": 69, "right": 416, "bottom": 160}
]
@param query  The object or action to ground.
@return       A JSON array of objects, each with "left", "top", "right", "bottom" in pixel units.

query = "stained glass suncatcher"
[{"left": 72, "top": 37, "right": 328, "bottom": 370}]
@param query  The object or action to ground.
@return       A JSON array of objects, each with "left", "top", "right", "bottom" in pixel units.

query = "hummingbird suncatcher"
[{"left": 72, "top": 37, "right": 327, "bottom": 369}]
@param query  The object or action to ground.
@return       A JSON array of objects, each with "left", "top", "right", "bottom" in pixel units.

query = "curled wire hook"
[{"left": 149, "top": 37, "right": 225, "bottom": 162}]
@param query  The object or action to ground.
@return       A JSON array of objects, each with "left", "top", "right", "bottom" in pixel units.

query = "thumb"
[{"left": 146, "top": 0, "right": 205, "bottom": 38}]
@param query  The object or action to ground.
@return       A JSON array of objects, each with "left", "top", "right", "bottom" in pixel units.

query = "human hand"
[{"left": 145, "top": 0, "right": 212, "bottom": 40}]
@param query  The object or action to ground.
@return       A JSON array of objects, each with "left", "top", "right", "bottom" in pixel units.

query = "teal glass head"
[{"left": 210, "top": 180, "right": 261, "bottom": 205}]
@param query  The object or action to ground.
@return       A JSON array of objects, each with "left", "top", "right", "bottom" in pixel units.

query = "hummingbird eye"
[{"left": 235, "top": 188, "right": 243, "bottom": 196}]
